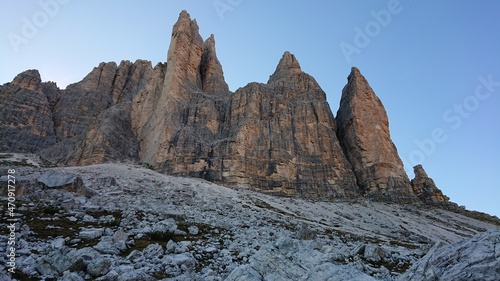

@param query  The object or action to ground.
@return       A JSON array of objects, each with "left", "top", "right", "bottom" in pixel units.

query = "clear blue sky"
[{"left": 1, "top": 1, "right": 499, "bottom": 217}]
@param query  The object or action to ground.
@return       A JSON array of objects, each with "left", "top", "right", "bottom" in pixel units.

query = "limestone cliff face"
[
  {"left": 223, "top": 52, "right": 359, "bottom": 199},
  {"left": 1, "top": 10, "right": 454, "bottom": 204},
  {"left": 336, "top": 67, "right": 419, "bottom": 203},
  {"left": 39, "top": 60, "right": 159, "bottom": 165}
]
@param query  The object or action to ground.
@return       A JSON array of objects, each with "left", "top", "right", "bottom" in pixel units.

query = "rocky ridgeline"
[
  {"left": 0, "top": 11, "right": 454, "bottom": 205},
  {"left": 0, "top": 161, "right": 499, "bottom": 280}
]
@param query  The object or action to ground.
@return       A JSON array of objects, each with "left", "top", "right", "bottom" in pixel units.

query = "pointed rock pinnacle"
[
  {"left": 336, "top": 67, "right": 419, "bottom": 203},
  {"left": 268, "top": 51, "right": 302, "bottom": 83}
]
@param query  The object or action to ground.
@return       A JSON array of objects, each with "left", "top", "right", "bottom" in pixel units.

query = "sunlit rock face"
[{"left": 336, "top": 67, "right": 419, "bottom": 203}]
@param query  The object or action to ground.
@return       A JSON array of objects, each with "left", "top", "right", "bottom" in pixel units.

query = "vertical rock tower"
[
  {"left": 132, "top": 11, "right": 231, "bottom": 181},
  {"left": 336, "top": 67, "right": 419, "bottom": 203}
]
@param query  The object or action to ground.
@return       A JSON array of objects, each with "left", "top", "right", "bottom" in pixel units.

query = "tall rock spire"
[
  {"left": 134, "top": 10, "right": 231, "bottom": 179},
  {"left": 201, "top": 34, "right": 229, "bottom": 94},
  {"left": 336, "top": 67, "right": 419, "bottom": 203},
  {"left": 3, "top": 11, "right": 460, "bottom": 205},
  {"left": 164, "top": 10, "right": 204, "bottom": 90}
]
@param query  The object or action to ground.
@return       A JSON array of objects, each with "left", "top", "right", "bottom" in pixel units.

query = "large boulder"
[
  {"left": 37, "top": 172, "right": 96, "bottom": 197},
  {"left": 400, "top": 230, "right": 500, "bottom": 281}
]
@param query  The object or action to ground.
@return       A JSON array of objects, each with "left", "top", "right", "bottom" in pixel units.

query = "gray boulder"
[
  {"left": 37, "top": 172, "right": 97, "bottom": 197},
  {"left": 400, "top": 230, "right": 500, "bottom": 281}
]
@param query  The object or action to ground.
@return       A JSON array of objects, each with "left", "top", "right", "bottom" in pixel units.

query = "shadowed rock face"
[
  {"left": 0, "top": 70, "right": 58, "bottom": 152},
  {"left": 336, "top": 67, "right": 419, "bottom": 203},
  {"left": 39, "top": 60, "right": 158, "bottom": 165},
  {"left": 411, "top": 164, "right": 449, "bottom": 204},
  {"left": 1, "top": 11, "right": 448, "bottom": 204}
]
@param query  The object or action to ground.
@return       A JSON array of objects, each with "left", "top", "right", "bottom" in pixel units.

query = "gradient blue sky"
[{"left": 1, "top": 1, "right": 499, "bottom": 217}]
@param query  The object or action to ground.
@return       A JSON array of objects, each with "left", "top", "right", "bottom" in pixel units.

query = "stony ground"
[{"left": 0, "top": 154, "right": 499, "bottom": 280}]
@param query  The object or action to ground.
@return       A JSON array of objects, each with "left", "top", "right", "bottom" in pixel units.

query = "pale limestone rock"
[
  {"left": 79, "top": 228, "right": 104, "bottom": 240},
  {"left": 400, "top": 230, "right": 500, "bottom": 281}
]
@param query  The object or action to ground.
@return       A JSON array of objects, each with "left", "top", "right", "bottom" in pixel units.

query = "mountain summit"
[
  {"left": 268, "top": 51, "right": 302, "bottom": 83},
  {"left": 0, "top": 10, "right": 451, "bottom": 205}
]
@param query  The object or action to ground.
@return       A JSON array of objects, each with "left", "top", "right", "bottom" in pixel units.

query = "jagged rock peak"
[
  {"left": 201, "top": 34, "right": 229, "bottom": 94},
  {"left": 336, "top": 67, "right": 419, "bottom": 203},
  {"left": 169, "top": 11, "right": 203, "bottom": 60},
  {"left": 165, "top": 10, "right": 205, "bottom": 89},
  {"left": 349, "top": 66, "right": 361, "bottom": 76},
  {"left": 411, "top": 164, "right": 449, "bottom": 204},
  {"left": 268, "top": 51, "right": 302, "bottom": 83},
  {"left": 205, "top": 34, "right": 216, "bottom": 50},
  {"left": 344, "top": 67, "right": 376, "bottom": 95},
  {"left": 172, "top": 10, "right": 199, "bottom": 36},
  {"left": 413, "top": 164, "right": 429, "bottom": 178},
  {"left": 11, "top": 69, "right": 42, "bottom": 90}
]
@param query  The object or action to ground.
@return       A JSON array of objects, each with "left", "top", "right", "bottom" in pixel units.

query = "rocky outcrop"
[
  {"left": 0, "top": 70, "right": 59, "bottom": 152},
  {"left": 411, "top": 164, "right": 449, "bottom": 204},
  {"left": 226, "top": 237, "right": 377, "bottom": 281},
  {"left": 223, "top": 52, "right": 359, "bottom": 199},
  {"left": 37, "top": 172, "right": 96, "bottom": 197},
  {"left": 336, "top": 67, "right": 419, "bottom": 203},
  {"left": 399, "top": 230, "right": 500, "bottom": 281}
]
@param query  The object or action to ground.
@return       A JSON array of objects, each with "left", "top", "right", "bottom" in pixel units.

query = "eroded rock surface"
[
  {"left": 0, "top": 161, "right": 498, "bottom": 281},
  {"left": 0, "top": 70, "right": 58, "bottom": 152},
  {"left": 336, "top": 67, "right": 419, "bottom": 203},
  {"left": 399, "top": 230, "right": 500, "bottom": 281},
  {"left": 411, "top": 164, "right": 449, "bottom": 204},
  {"left": 133, "top": 11, "right": 231, "bottom": 182},
  {"left": 223, "top": 52, "right": 359, "bottom": 199}
]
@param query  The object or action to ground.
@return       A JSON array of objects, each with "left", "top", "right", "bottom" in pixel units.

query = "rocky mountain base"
[{"left": 1, "top": 154, "right": 499, "bottom": 280}]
